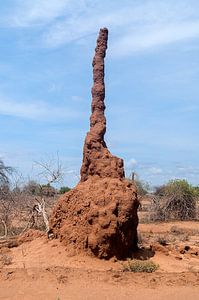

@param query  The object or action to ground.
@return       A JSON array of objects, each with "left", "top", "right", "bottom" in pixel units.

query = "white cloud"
[
  {"left": 126, "top": 158, "right": 137, "bottom": 169},
  {"left": 3, "top": 0, "right": 199, "bottom": 55},
  {"left": 0, "top": 96, "right": 81, "bottom": 121},
  {"left": 148, "top": 167, "right": 163, "bottom": 175},
  {"left": 129, "top": 158, "right": 137, "bottom": 165},
  {"left": 111, "top": 21, "right": 199, "bottom": 57},
  {"left": 177, "top": 165, "right": 199, "bottom": 175},
  {"left": 40, "top": 1, "right": 199, "bottom": 53},
  {"left": 8, "top": 0, "right": 73, "bottom": 27},
  {"left": 43, "top": 14, "right": 100, "bottom": 47}
]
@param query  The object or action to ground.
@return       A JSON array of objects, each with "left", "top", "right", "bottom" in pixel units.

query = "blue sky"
[{"left": 0, "top": 0, "right": 199, "bottom": 188}]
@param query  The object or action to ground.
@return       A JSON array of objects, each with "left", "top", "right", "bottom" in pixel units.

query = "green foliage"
[
  {"left": 123, "top": 259, "right": 159, "bottom": 273},
  {"left": 22, "top": 180, "right": 41, "bottom": 195},
  {"left": 164, "top": 179, "right": 193, "bottom": 196},
  {"left": 155, "top": 179, "right": 197, "bottom": 197},
  {"left": 191, "top": 186, "right": 199, "bottom": 197},
  {"left": 135, "top": 179, "right": 150, "bottom": 196},
  {"left": 41, "top": 184, "right": 56, "bottom": 197},
  {"left": 59, "top": 186, "right": 71, "bottom": 194}
]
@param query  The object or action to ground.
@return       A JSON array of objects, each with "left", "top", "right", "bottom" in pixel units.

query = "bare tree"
[
  {"left": 24, "top": 154, "right": 64, "bottom": 232},
  {"left": 34, "top": 153, "right": 64, "bottom": 186},
  {"left": 0, "top": 160, "right": 14, "bottom": 238},
  {"left": 0, "top": 156, "right": 64, "bottom": 237},
  {"left": 150, "top": 180, "right": 196, "bottom": 221}
]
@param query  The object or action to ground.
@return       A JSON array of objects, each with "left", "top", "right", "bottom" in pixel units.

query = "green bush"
[
  {"left": 59, "top": 186, "right": 71, "bottom": 194},
  {"left": 123, "top": 259, "right": 159, "bottom": 273},
  {"left": 192, "top": 186, "right": 199, "bottom": 197},
  {"left": 22, "top": 180, "right": 41, "bottom": 195}
]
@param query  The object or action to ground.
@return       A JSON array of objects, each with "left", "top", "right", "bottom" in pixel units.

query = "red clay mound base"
[{"left": 49, "top": 177, "right": 139, "bottom": 259}]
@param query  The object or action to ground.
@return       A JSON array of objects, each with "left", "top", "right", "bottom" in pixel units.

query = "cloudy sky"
[{"left": 0, "top": 0, "right": 199, "bottom": 188}]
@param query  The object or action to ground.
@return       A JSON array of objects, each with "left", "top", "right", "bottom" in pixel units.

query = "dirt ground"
[{"left": 0, "top": 221, "right": 199, "bottom": 300}]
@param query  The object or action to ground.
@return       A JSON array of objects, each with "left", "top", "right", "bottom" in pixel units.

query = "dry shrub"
[
  {"left": 152, "top": 180, "right": 196, "bottom": 221},
  {"left": 178, "top": 233, "right": 189, "bottom": 242},
  {"left": 171, "top": 225, "right": 199, "bottom": 236},
  {"left": 156, "top": 236, "right": 170, "bottom": 246},
  {"left": 0, "top": 253, "right": 12, "bottom": 266},
  {"left": 123, "top": 259, "right": 159, "bottom": 273}
]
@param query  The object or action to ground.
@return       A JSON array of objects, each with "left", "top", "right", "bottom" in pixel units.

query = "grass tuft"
[{"left": 123, "top": 259, "right": 159, "bottom": 273}]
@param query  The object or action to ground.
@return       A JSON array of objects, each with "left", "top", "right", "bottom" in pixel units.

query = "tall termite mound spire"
[
  {"left": 49, "top": 28, "right": 139, "bottom": 259},
  {"left": 90, "top": 27, "right": 107, "bottom": 140},
  {"left": 80, "top": 28, "right": 124, "bottom": 182}
]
